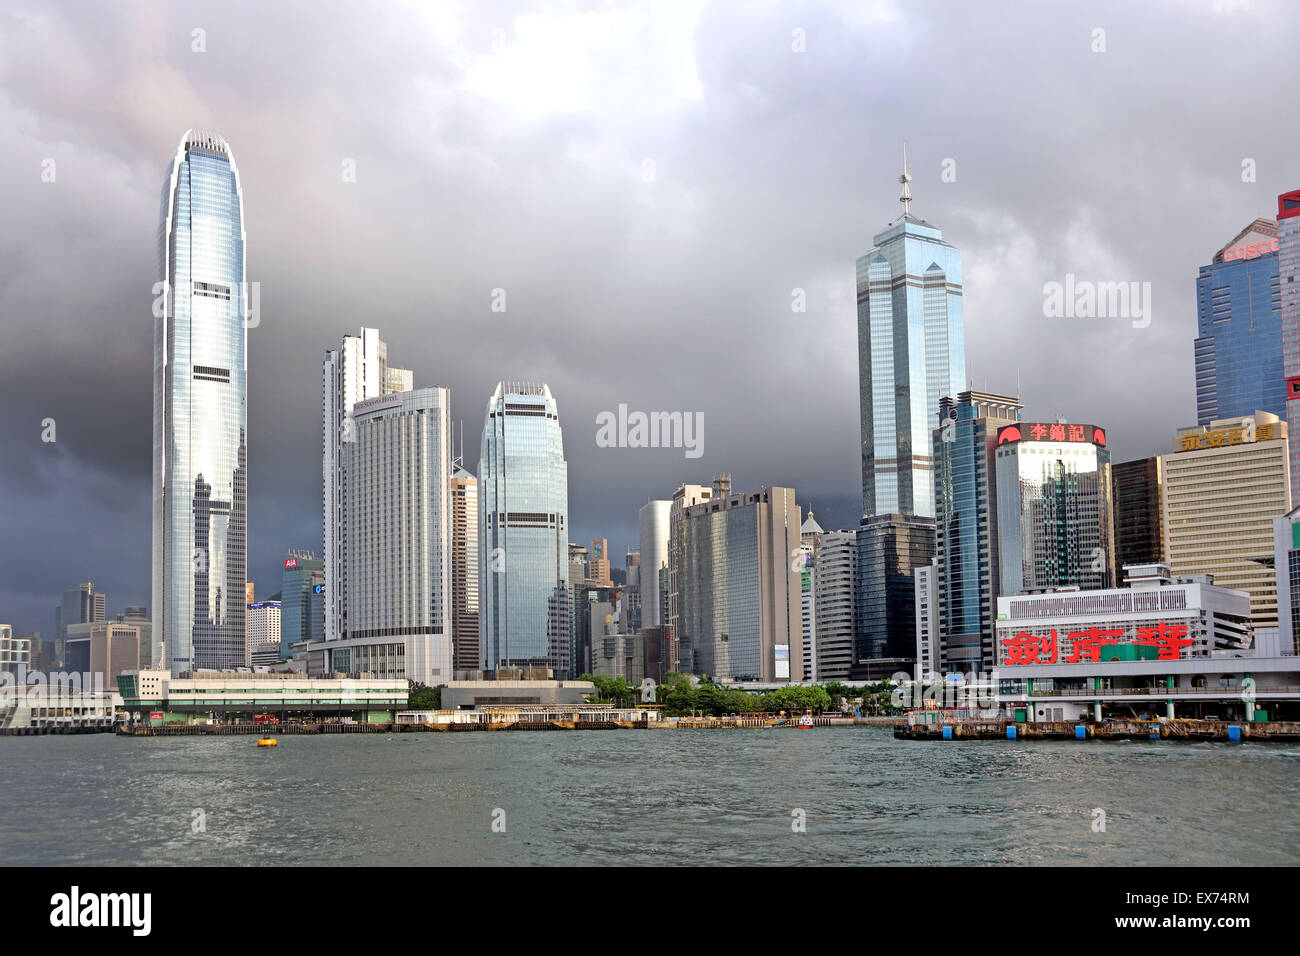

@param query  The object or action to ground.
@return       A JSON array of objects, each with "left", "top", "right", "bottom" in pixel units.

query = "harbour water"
[{"left": 3, "top": 727, "right": 1297, "bottom": 866}]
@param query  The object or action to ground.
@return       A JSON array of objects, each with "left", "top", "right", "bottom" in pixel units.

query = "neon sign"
[
  {"left": 1222, "top": 237, "right": 1279, "bottom": 261},
  {"left": 1001, "top": 622, "right": 1193, "bottom": 665},
  {"left": 284, "top": 558, "right": 298, "bottom": 569},
  {"left": 997, "top": 423, "right": 1106, "bottom": 446}
]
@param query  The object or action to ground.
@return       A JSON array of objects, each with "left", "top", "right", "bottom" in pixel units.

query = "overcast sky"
[{"left": 1, "top": 0, "right": 1296, "bottom": 638}]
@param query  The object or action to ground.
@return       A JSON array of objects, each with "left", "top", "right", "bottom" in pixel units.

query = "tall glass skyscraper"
[
  {"left": 1280, "top": 189, "right": 1300, "bottom": 506},
  {"left": 478, "top": 383, "right": 571, "bottom": 676},
  {"left": 152, "top": 129, "right": 248, "bottom": 675},
  {"left": 1194, "top": 218, "right": 1282, "bottom": 425},
  {"left": 856, "top": 166, "right": 966, "bottom": 519}
]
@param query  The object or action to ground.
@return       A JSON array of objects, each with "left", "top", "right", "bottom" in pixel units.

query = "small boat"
[
  {"left": 257, "top": 737, "right": 277, "bottom": 747},
  {"left": 797, "top": 714, "right": 815, "bottom": 729}
]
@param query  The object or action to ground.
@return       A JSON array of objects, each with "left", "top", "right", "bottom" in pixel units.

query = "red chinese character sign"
[
  {"left": 1000, "top": 622, "right": 1194, "bottom": 664},
  {"left": 996, "top": 422, "right": 1106, "bottom": 447}
]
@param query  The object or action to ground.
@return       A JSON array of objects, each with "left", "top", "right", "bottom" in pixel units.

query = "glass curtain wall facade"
[
  {"left": 1194, "top": 220, "right": 1282, "bottom": 424},
  {"left": 152, "top": 129, "right": 248, "bottom": 675},
  {"left": 1280, "top": 190, "right": 1300, "bottom": 506},
  {"left": 933, "top": 391, "right": 1022, "bottom": 674},
  {"left": 478, "top": 383, "right": 571, "bottom": 676},
  {"left": 857, "top": 216, "right": 965, "bottom": 519}
]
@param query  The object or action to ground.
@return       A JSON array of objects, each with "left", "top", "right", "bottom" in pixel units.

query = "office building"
[
  {"left": 450, "top": 465, "right": 480, "bottom": 673},
  {"left": 1281, "top": 190, "right": 1300, "bottom": 505},
  {"left": 0, "top": 625, "right": 29, "bottom": 673},
  {"left": 813, "top": 530, "right": 857, "bottom": 680},
  {"left": 280, "top": 552, "right": 324, "bottom": 659},
  {"left": 798, "top": 510, "right": 824, "bottom": 680},
  {"left": 638, "top": 500, "right": 672, "bottom": 630},
  {"left": 114, "top": 607, "right": 153, "bottom": 669},
  {"left": 667, "top": 482, "right": 713, "bottom": 672},
  {"left": 856, "top": 154, "right": 966, "bottom": 519},
  {"left": 479, "top": 383, "right": 571, "bottom": 676},
  {"left": 322, "top": 327, "right": 412, "bottom": 645},
  {"left": 152, "top": 129, "right": 248, "bottom": 675},
  {"left": 933, "top": 390, "right": 1023, "bottom": 673},
  {"left": 1164, "top": 411, "right": 1291, "bottom": 627},
  {"left": 677, "top": 478, "right": 802, "bottom": 682},
  {"left": 1112, "top": 456, "right": 1165, "bottom": 571},
  {"left": 995, "top": 420, "right": 1114, "bottom": 596},
  {"left": 1195, "top": 218, "right": 1283, "bottom": 424},
  {"left": 588, "top": 538, "right": 612, "bottom": 586},
  {"left": 246, "top": 601, "right": 282, "bottom": 667},
  {"left": 55, "top": 582, "right": 104, "bottom": 645},
  {"left": 914, "top": 558, "right": 939, "bottom": 679},
  {"left": 855, "top": 513, "right": 932, "bottom": 678}
]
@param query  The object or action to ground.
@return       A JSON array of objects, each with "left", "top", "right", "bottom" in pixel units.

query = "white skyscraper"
[
  {"left": 637, "top": 499, "right": 671, "bottom": 630},
  {"left": 322, "top": 328, "right": 411, "bottom": 644}
]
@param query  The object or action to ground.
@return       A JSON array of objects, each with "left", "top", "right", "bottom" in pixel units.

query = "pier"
[{"left": 894, "top": 719, "right": 1300, "bottom": 742}]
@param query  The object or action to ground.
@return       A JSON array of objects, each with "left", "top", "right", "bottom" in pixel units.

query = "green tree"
[{"left": 407, "top": 681, "right": 442, "bottom": 710}]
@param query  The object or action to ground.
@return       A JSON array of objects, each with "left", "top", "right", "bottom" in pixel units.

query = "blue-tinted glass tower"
[
  {"left": 478, "top": 382, "right": 571, "bottom": 676},
  {"left": 1195, "top": 219, "right": 1283, "bottom": 425},
  {"left": 152, "top": 130, "right": 248, "bottom": 675}
]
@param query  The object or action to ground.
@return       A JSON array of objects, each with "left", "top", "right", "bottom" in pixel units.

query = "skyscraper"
[
  {"left": 932, "top": 390, "right": 1022, "bottom": 674},
  {"left": 1280, "top": 189, "right": 1300, "bottom": 505},
  {"left": 666, "top": 482, "right": 712, "bottom": 672},
  {"left": 1112, "top": 456, "right": 1165, "bottom": 571},
  {"left": 279, "top": 551, "right": 324, "bottom": 659},
  {"left": 322, "top": 328, "right": 412, "bottom": 645},
  {"left": 856, "top": 151, "right": 966, "bottom": 519},
  {"left": 677, "top": 478, "right": 802, "bottom": 683},
  {"left": 55, "top": 581, "right": 104, "bottom": 645},
  {"left": 995, "top": 420, "right": 1115, "bottom": 596},
  {"left": 813, "top": 529, "right": 857, "bottom": 680},
  {"left": 637, "top": 499, "right": 672, "bottom": 630},
  {"left": 339, "top": 387, "right": 453, "bottom": 683},
  {"left": 450, "top": 464, "right": 480, "bottom": 673},
  {"left": 855, "top": 513, "right": 932, "bottom": 678},
  {"left": 478, "top": 383, "right": 571, "bottom": 676},
  {"left": 152, "top": 129, "right": 248, "bottom": 675},
  {"left": 1194, "top": 218, "right": 1283, "bottom": 424}
]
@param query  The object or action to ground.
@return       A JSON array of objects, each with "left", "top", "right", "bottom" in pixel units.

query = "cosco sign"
[{"left": 1223, "top": 237, "right": 1279, "bottom": 261}]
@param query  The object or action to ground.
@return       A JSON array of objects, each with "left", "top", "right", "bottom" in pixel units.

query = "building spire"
[{"left": 899, "top": 141, "right": 913, "bottom": 219}]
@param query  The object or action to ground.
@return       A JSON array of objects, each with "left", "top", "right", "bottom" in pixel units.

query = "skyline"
[{"left": 6, "top": 1, "right": 1300, "bottom": 641}]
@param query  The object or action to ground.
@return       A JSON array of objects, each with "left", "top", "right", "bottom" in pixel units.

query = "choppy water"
[{"left": 2, "top": 727, "right": 1297, "bottom": 865}]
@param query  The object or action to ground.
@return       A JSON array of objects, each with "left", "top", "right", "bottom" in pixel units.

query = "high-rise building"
[
  {"left": 855, "top": 513, "right": 932, "bottom": 678},
  {"left": 479, "top": 383, "right": 570, "bottom": 676},
  {"left": 932, "top": 390, "right": 1023, "bottom": 674},
  {"left": 322, "top": 327, "right": 412, "bottom": 645},
  {"left": 1195, "top": 218, "right": 1283, "bottom": 425},
  {"left": 1164, "top": 411, "right": 1290, "bottom": 627},
  {"left": 798, "top": 510, "right": 824, "bottom": 680},
  {"left": 1280, "top": 189, "right": 1300, "bottom": 506},
  {"left": 246, "top": 601, "right": 281, "bottom": 668},
  {"left": 677, "top": 478, "right": 802, "bottom": 682},
  {"left": 1272, "top": 506, "right": 1300, "bottom": 656},
  {"left": 0, "top": 625, "right": 29, "bottom": 674},
  {"left": 326, "top": 388, "right": 453, "bottom": 684},
  {"left": 152, "top": 129, "right": 248, "bottom": 676},
  {"left": 637, "top": 500, "right": 672, "bottom": 630},
  {"left": 55, "top": 582, "right": 104, "bottom": 645},
  {"left": 588, "top": 538, "right": 612, "bottom": 586},
  {"left": 1112, "top": 457, "right": 1165, "bottom": 571},
  {"left": 995, "top": 421, "right": 1114, "bottom": 596},
  {"left": 280, "top": 552, "right": 324, "bottom": 659},
  {"left": 856, "top": 153, "right": 966, "bottom": 519},
  {"left": 667, "top": 482, "right": 713, "bottom": 672},
  {"left": 450, "top": 465, "right": 480, "bottom": 673},
  {"left": 813, "top": 530, "right": 857, "bottom": 680},
  {"left": 913, "top": 558, "right": 939, "bottom": 679}
]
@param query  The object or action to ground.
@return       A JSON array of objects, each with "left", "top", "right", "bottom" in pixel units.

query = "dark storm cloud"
[{"left": 2, "top": 0, "right": 1297, "bottom": 636}]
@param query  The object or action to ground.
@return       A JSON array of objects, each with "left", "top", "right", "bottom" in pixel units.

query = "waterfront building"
[
  {"left": 279, "top": 552, "right": 324, "bottom": 659},
  {"left": 933, "top": 390, "right": 1023, "bottom": 674},
  {"left": 1277, "top": 189, "right": 1300, "bottom": 505},
  {"left": 152, "top": 129, "right": 248, "bottom": 676},
  {"left": 438, "top": 679, "right": 596, "bottom": 710},
  {"left": 322, "top": 327, "right": 412, "bottom": 645},
  {"left": 592, "top": 631, "right": 645, "bottom": 685},
  {"left": 638, "top": 500, "right": 672, "bottom": 631},
  {"left": 1195, "top": 218, "right": 1283, "bottom": 424},
  {"left": 677, "top": 478, "right": 802, "bottom": 682},
  {"left": 246, "top": 601, "right": 281, "bottom": 667},
  {"left": 798, "top": 510, "right": 824, "bottom": 680},
  {"left": 667, "top": 482, "right": 712, "bottom": 672},
  {"left": 1112, "top": 456, "right": 1165, "bottom": 571},
  {"left": 856, "top": 154, "right": 966, "bottom": 519},
  {"left": 1163, "top": 411, "right": 1290, "bottom": 627},
  {"left": 116, "top": 670, "right": 408, "bottom": 725},
  {"left": 914, "top": 558, "right": 939, "bottom": 678},
  {"left": 992, "top": 564, "right": 1300, "bottom": 722},
  {"left": 1273, "top": 506, "right": 1300, "bottom": 657},
  {"left": 479, "top": 383, "right": 571, "bottom": 677},
  {"left": 0, "top": 625, "right": 29, "bottom": 673},
  {"left": 63, "top": 621, "right": 140, "bottom": 692},
  {"left": 813, "top": 530, "right": 856, "bottom": 680},
  {"left": 995, "top": 420, "right": 1114, "bottom": 596},
  {"left": 329, "top": 388, "right": 454, "bottom": 684},
  {"left": 854, "top": 513, "right": 932, "bottom": 679},
  {"left": 450, "top": 465, "right": 480, "bottom": 673}
]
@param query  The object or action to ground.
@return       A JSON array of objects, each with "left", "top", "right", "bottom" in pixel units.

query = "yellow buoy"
[{"left": 257, "top": 737, "right": 277, "bottom": 747}]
